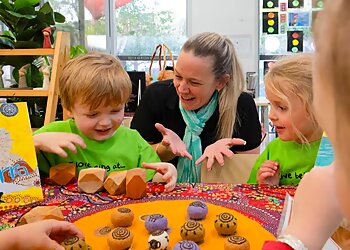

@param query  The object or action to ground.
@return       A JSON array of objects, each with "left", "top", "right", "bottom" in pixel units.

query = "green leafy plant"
[
  {"left": 0, "top": 0, "right": 65, "bottom": 87},
  {"left": 0, "top": 0, "right": 66, "bottom": 127},
  {"left": 70, "top": 44, "right": 88, "bottom": 59}
]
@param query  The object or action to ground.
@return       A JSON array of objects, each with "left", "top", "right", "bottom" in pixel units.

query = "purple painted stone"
[
  {"left": 173, "top": 240, "right": 200, "bottom": 250},
  {"left": 144, "top": 214, "right": 168, "bottom": 233},
  {"left": 187, "top": 201, "right": 208, "bottom": 220}
]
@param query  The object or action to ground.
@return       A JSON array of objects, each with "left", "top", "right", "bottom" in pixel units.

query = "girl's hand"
[
  {"left": 34, "top": 132, "right": 86, "bottom": 158},
  {"left": 143, "top": 162, "right": 177, "bottom": 192},
  {"left": 195, "top": 138, "right": 246, "bottom": 170},
  {"left": 155, "top": 123, "right": 192, "bottom": 160},
  {"left": 257, "top": 160, "right": 280, "bottom": 185}
]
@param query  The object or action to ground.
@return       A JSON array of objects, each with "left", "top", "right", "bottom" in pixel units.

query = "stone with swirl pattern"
[
  {"left": 187, "top": 200, "right": 208, "bottom": 220},
  {"left": 224, "top": 236, "right": 250, "bottom": 250},
  {"left": 111, "top": 207, "right": 134, "bottom": 227},
  {"left": 173, "top": 240, "right": 200, "bottom": 250},
  {"left": 61, "top": 235, "right": 92, "bottom": 250},
  {"left": 145, "top": 214, "right": 168, "bottom": 233},
  {"left": 180, "top": 221, "right": 205, "bottom": 243},
  {"left": 107, "top": 227, "right": 133, "bottom": 250},
  {"left": 214, "top": 212, "right": 237, "bottom": 236}
]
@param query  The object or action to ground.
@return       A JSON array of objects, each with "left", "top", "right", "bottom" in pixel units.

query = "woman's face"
[{"left": 174, "top": 51, "right": 226, "bottom": 111}]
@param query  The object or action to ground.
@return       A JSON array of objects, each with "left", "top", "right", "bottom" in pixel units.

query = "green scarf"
[{"left": 177, "top": 91, "right": 218, "bottom": 182}]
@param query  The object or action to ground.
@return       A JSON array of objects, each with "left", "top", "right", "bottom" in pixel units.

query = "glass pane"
[
  {"left": 84, "top": 0, "right": 108, "bottom": 52},
  {"left": 115, "top": 0, "right": 186, "bottom": 79},
  {"left": 46, "top": 0, "right": 81, "bottom": 46},
  {"left": 115, "top": 0, "right": 186, "bottom": 56}
]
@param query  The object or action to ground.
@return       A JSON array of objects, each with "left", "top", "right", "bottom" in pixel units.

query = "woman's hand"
[
  {"left": 34, "top": 132, "right": 86, "bottom": 158},
  {"left": 257, "top": 160, "right": 280, "bottom": 185},
  {"left": 143, "top": 162, "right": 177, "bottom": 192},
  {"left": 155, "top": 123, "right": 192, "bottom": 160},
  {"left": 195, "top": 138, "right": 246, "bottom": 170}
]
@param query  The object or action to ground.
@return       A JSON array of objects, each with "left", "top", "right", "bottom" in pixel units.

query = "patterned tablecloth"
[{"left": 0, "top": 182, "right": 295, "bottom": 236}]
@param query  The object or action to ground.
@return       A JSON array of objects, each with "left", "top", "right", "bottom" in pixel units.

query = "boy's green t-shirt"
[
  {"left": 34, "top": 119, "right": 157, "bottom": 181},
  {"left": 247, "top": 138, "right": 321, "bottom": 185}
]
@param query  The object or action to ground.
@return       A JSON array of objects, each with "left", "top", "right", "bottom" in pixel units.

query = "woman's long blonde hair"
[{"left": 181, "top": 32, "right": 245, "bottom": 139}]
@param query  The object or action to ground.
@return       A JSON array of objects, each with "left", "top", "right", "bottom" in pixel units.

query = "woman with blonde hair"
[{"left": 131, "top": 32, "right": 262, "bottom": 182}]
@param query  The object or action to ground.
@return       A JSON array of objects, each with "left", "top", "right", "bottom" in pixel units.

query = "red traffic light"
[{"left": 292, "top": 32, "right": 300, "bottom": 39}]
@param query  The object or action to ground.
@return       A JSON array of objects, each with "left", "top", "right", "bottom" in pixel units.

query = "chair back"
[{"left": 201, "top": 154, "right": 259, "bottom": 184}]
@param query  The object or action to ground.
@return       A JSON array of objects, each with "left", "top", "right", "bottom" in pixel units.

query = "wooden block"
[
  {"left": 104, "top": 171, "right": 127, "bottom": 195},
  {"left": 78, "top": 168, "right": 106, "bottom": 194},
  {"left": 18, "top": 206, "right": 64, "bottom": 225},
  {"left": 49, "top": 163, "right": 76, "bottom": 185},
  {"left": 126, "top": 168, "right": 147, "bottom": 199}
]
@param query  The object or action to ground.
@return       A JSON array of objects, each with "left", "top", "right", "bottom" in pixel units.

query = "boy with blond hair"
[{"left": 34, "top": 52, "right": 177, "bottom": 191}]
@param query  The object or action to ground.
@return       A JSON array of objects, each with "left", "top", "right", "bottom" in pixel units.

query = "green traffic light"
[
  {"left": 292, "top": 47, "right": 299, "bottom": 53},
  {"left": 292, "top": 0, "right": 300, "bottom": 7}
]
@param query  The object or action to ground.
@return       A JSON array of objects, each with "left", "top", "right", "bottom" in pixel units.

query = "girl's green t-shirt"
[{"left": 247, "top": 138, "right": 321, "bottom": 185}]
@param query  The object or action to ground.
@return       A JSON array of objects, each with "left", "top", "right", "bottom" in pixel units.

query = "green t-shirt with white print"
[
  {"left": 34, "top": 119, "right": 157, "bottom": 181},
  {"left": 247, "top": 138, "right": 321, "bottom": 185}
]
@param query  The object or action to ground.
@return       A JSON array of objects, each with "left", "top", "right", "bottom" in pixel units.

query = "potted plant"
[
  {"left": 0, "top": 0, "right": 65, "bottom": 127},
  {"left": 0, "top": 0, "right": 65, "bottom": 87},
  {"left": 70, "top": 44, "right": 88, "bottom": 59}
]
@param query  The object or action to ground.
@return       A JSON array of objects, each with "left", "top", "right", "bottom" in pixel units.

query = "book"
[{"left": 0, "top": 102, "right": 43, "bottom": 210}]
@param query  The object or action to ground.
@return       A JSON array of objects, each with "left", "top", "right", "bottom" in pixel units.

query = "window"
[
  {"left": 47, "top": 0, "right": 187, "bottom": 74},
  {"left": 46, "top": 0, "right": 82, "bottom": 46},
  {"left": 112, "top": 0, "right": 187, "bottom": 72}
]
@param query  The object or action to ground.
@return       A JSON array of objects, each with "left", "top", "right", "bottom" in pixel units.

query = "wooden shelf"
[
  {"left": 0, "top": 89, "right": 49, "bottom": 97},
  {"left": 0, "top": 48, "right": 55, "bottom": 56},
  {"left": 0, "top": 32, "right": 70, "bottom": 125}
]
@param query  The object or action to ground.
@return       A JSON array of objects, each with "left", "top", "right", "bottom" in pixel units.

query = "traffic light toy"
[
  {"left": 288, "top": 0, "right": 304, "bottom": 8},
  {"left": 287, "top": 31, "right": 303, "bottom": 53},
  {"left": 263, "top": 0, "right": 278, "bottom": 9},
  {"left": 263, "top": 12, "right": 279, "bottom": 34}
]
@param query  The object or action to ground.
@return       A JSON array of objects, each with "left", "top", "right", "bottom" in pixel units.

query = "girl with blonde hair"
[{"left": 248, "top": 53, "right": 323, "bottom": 185}]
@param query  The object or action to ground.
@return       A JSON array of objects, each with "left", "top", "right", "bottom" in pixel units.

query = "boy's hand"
[
  {"left": 34, "top": 132, "right": 86, "bottom": 158},
  {"left": 195, "top": 138, "right": 246, "bottom": 170},
  {"left": 143, "top": 162, "right": 177, "bottom": 192},
  {"left": 155, "top": 123, "right": 192, "bottom": 160},
  {"left": 257, "top": 160, "right": 280, "bottom": 185}
]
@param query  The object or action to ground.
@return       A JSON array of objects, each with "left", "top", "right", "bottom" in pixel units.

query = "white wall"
[{"left": 188, "top": 0, "right": 259, "bottom": 76}]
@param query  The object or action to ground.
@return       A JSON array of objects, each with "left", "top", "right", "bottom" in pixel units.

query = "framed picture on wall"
[{"left": 288, "top": 12, "right": 310, "bottom": 27}]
